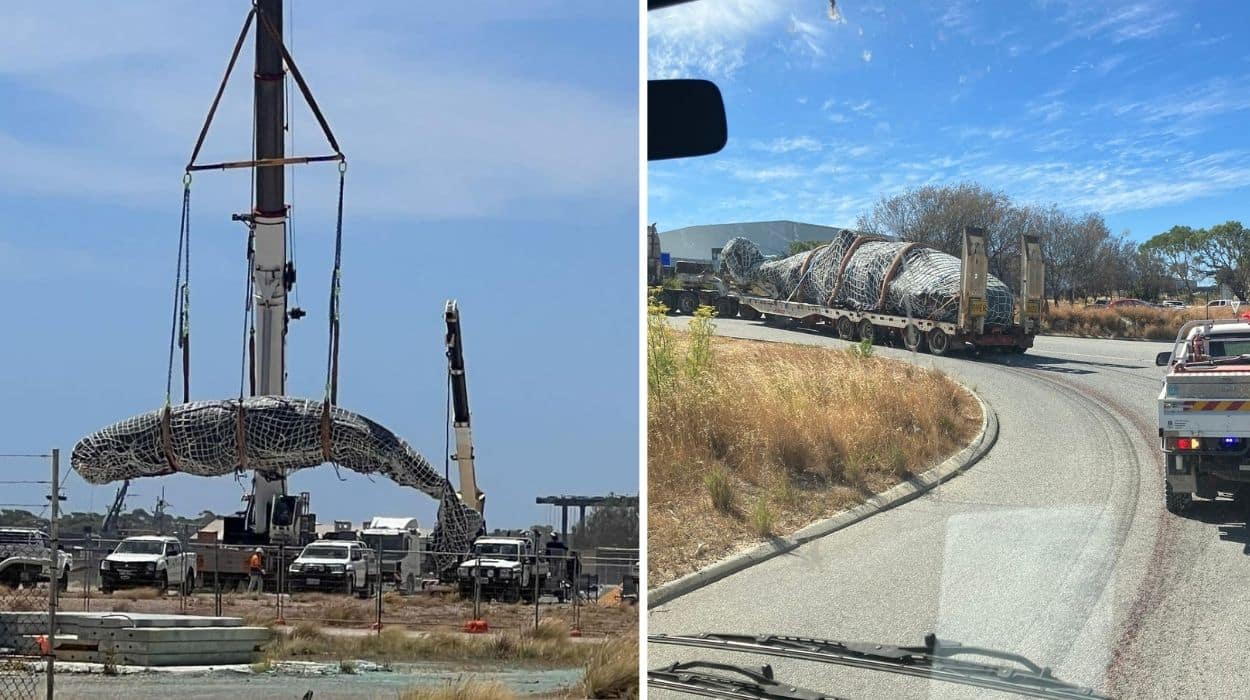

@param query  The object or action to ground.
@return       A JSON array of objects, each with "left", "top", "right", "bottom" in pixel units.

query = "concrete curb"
[{"left": 647, "top": 389, "right": 999, "bottom": 609}]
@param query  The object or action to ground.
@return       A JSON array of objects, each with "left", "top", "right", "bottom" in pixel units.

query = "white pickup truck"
[
  {"left": 287, "top": 539, "right": 377, "bottom": 598},
  {"left": 1157, "top": 318, "right": 1250, "bottom": 512},
  {"left": 0, "top": 527, "right": 71, "bottom": 590},
  {"left": 100, "top": 536, "right": 196, "bottom": 594}
]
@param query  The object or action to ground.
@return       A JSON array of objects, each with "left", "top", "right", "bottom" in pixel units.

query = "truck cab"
[
  {"left": 100, "top": 536, "right": 194, "bottom": 594},
  {"left": 0, "top": 527, "right": 71, "bottom": 591},
  {"left": 358, "top": 516, "right": 427, "bottom": 594},
  {"left": 1157, "top": 319, "right": 1250, "bottom": 512},
  {"left": 457, "top": 535, "right": 548, "bottom": 603},
  {"left": 288, "top": 539, "right": 376, "bottom": 598}
]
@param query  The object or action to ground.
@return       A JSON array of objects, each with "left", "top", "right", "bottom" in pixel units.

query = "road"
[{"left": 649, "top": 319, "right": 1248, "bottom": 699}]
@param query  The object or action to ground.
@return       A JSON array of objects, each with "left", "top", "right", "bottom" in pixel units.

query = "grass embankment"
[
  {"left": 1042, "top": 302, "right": 1237, "bottom": 340},
  {"left": 261, "top": 620, "right": 638, "bottom": 699},
  {"left": 647, "top": 305, "right": 980, "bottom": 587}
]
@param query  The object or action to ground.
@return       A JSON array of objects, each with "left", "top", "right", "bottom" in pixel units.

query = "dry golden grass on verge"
[
  {"left": 648, "top": 334, "right": 980, "bottom": 588},
  {"left": 262, "top": 623, "right": 591, "bottom": 667},
  {"left": 1043, "top": 302, "right": 1237, "bottom": 340},
  {"left": 394, "top": 637, "right": 638, "bottom": 700}
]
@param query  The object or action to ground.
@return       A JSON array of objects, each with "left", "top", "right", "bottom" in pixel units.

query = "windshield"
[
  {"left": 1205, "top": 337, "right": 1250, "bottom": 359},
  {"left": 648, "top": 2, "right": 1245, "bottom": 698},
  {"left": 114, "top": 540, "right": 164, "bottom": 555},
  {"left": 474, "top": 543, "right": 520, "bottom": 560},
  {"left": 300, "top": 546, "right": 349, "bottom": 560},
  {"left": 361, "top": 534, "right": 407, "bottom": 559}
]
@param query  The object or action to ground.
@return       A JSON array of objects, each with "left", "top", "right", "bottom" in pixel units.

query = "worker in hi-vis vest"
[{"left": 247, "top": 547, "right": 265, "bottom": 596}]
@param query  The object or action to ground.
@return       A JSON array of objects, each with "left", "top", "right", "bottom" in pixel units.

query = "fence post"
[
  {"left": 275, "top": 544, "right": 285, "bottom": 625},
  {"left": 373, "top": 538, "right": 383, "bottom": 632},
  {"left": 46, "top": 448, "right": 59, "bottom": 700},
  {"left": 213, "top": 541, "right": 221, "bottom": 617}
]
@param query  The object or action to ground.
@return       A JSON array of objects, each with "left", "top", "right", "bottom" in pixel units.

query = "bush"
[{"left": 751, "top": 500, "right": 774, "bottom": 537}]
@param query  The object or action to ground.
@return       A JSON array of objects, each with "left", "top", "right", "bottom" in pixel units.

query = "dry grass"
[
  {"left": 523, "top": 617, "right": 569, "bottom": 641},
  {"left": 262, "top": 625, "right": 593, "bottom": 666},
  {"left": 1043, "top": 302, "right": 1238, "bottom": 340},
  {"left": 580, "top": 637, "right": 638, "bottom": 699},
  {"left": 648, "top": 333, "right": 980, "bottom": 587},
  {"left": 399, "top": 680, "right": 517, "bottom": 700}
]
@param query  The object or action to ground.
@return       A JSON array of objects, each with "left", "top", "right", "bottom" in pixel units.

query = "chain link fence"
[
  {"left": 54, "top": 538, "right": 638, "bottom": 637},
  {"left": 0, "top": 449, "right": 61, "bottom": 699}
]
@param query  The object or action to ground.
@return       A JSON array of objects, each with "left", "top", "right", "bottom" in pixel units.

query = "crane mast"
[
  {"left": 445, "top": 300, "right": 485, "bottom": 518},
  {"left": 248, "top": 0, "right": 290, "bottom": 536}
]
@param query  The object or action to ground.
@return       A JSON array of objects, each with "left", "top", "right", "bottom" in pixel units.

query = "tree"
[
  {"left": 788, "top": 239, "right": 829, "bottom": 255},
  {"left": 1141, "top": 226, "right": 1200, "bottom": 299},
  {"left": 1193, "top": 221, "right": 1250, "bottom": 301}
]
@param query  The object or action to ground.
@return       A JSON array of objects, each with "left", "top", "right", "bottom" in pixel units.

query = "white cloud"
[
  {"left": 862, "top": 49, "right": 873, "bottom": 62},
  {"left": 0, "top": 3, "right": 636, "bottom": 220},
  {"left": 1042, "top": 0, "right": 1181, "bottom": 53},
  {"left": 648, "top": 0, "right": 840, "bottom": 79},
  {"left": 751, "top": 136, "right": 823, "bottom": 154}
]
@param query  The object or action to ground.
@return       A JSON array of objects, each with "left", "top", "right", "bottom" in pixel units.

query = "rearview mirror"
[
  {"left": 1156, "top": 351, "right": 1172, "bottom": 366},
  {"left": 648, "top": 79, "right": 727, "bottom": 161}
]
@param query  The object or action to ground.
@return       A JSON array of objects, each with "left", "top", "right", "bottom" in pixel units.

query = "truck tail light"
[{"left": 1177, "top": 438, "right": 1201, "bottom": 450}]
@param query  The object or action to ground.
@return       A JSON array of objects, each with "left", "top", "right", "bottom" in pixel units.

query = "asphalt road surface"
[{"left": 650, "top": 319, "right": 1245, "bottom": 699}]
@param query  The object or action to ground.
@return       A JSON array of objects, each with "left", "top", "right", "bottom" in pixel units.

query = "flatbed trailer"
[{"left": 703, "top": 229, "right": 1046, "bottom": 356}]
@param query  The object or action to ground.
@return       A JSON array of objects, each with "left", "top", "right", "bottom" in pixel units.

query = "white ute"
[
  {"left": 100, "top": 536, "right": 195, "bottom": 594},
  {"left": 288, "top": 539, "right": 377, "bottom": 598},
  {"left": 1157, "top": 318, "right": 1250, "bottom": 512},
  {"left": 0, "top": 527, "right": 71, "bottom": 590}
]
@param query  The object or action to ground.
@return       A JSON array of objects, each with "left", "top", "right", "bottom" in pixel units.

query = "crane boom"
[
  {"left": 445, "top": 300, "right": 484, "bottom": 517},
  {"left": 248, "top": 0, "right": 290, "bottom": 536}
]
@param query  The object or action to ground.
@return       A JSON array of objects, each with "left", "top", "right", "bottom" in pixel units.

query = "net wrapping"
[
  {"left": 717, "top": 230, "right": 1015, "bottom": 325},
  {"left": 71, "top": 396, "right": 481, "bottom": 571}
]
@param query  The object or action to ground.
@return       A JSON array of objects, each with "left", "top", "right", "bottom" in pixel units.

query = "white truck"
[
  {"left": 457, "top": 535, "right": 549, "bottom": 603},
  {"left": 287, "top": 539, "right": 377, "bottom": 598},
  {"left": 358, "top": 516, "right": 428, "bottom": 594},
  {"left": 99, "top": 535, "right": 196, "bottom": 594},
  {"left": 0, "top": 527, "right": 71, "bottom": 591},
  {"left": 1157, "top": 318, "right": 1250, "bottom": 512}
]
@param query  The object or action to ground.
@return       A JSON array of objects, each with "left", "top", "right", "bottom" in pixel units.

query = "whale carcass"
[
  {"left": 71, "top": 396, "right": 481, "bottom": 571},
  {"left": 717, "top": 229, "right": 1016, "bottom": 326}
]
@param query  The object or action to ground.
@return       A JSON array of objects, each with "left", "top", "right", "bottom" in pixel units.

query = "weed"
[
  {"left": 582, "top": 638, "right": 639, "bottom": 699},
  {"left": 751, "top": 500, "right": 774, "bottom": 537},
  {"left": 685, "top": 305, "right": 717, "bottom": 380},
  {"left": 399, "top": 680, "right": 516, "bottom": 700},
  {"left": 703, "top": 466, "right": 734, "bottom": 512},
  {"left": 339, "top": 659, "right": 357, "bottom": 674}
]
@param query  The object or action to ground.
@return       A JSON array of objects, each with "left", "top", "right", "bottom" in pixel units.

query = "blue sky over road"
[
  {"left": 648, "top": 0, "right": 1250, "bottom": 240},
  {"left": 0, "top": 2, "right": 638, "bottom": 529}
]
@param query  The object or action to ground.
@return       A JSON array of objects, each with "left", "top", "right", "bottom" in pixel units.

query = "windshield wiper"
[
  {"left": 649, "top": 633, "right": 1110, "bottom": 700},
  {"left": 649, "top": 660, "right": 844, "bottom": 700},
  {"left": 1182, "top": 353, "right": 1250, "bottom": 367}
]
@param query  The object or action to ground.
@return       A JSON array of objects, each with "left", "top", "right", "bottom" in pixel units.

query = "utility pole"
[{"left": 249, "top": 0, "right": 290, "bottom": 537}]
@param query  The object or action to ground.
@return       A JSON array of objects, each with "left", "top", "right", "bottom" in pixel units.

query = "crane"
[{"left": 445, "top": 300, "right": 485, "bottom": 520}]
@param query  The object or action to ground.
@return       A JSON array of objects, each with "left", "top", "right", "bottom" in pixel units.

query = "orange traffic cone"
[{"left": 463, "top": 619, "right": 489, "bottom": 633}]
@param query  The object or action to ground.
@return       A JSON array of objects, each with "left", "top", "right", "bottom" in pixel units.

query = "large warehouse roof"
[{"left": 657, "top": 220, "right": 843, "bottom": 262}]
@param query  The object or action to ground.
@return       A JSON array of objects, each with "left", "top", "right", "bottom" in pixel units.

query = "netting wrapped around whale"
[
  {"left": 71, "top": 396, "right": 481, "bottom": 571},
  {"left": 717, "top": 229, "right": 1015, "bottom": 326}
]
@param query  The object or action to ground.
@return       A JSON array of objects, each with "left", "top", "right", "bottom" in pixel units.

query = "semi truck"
[
  {"left": 358, "top": 516, "right": 429, "bottom": 593},
  {"left": 1157, "top": 318, "right": 1250, "bottom": 513},
  {"left": 649, "top": 225, "right": 1045, "bottom": 356}
]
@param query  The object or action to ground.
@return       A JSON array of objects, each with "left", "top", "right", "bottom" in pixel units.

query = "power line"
[{"left": 0, "top": 454, "right": 51, "bottom": 459}]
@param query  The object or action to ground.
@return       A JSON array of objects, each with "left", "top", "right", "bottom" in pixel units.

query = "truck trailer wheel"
[
  {"left": 1165, "top": 482, "right": 1192, "bottom": 514},
  {"left": 676, "top": 292, "right": 698, "bottom": 315},
  {"left": 927, "top": 329, "right": 951, "bottom": 356},
  {"left": 835, "top": 316, "right": 855, "bottom": 340},
  {"left": 902, "top": 324, "right": 927, "bottom": 353},
  {"left": 857, "top": 320, "right": 876, "bottom": 345}
]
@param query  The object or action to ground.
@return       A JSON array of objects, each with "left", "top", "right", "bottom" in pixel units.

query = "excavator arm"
[{"left": 445, "top": 300, "right": 485, "bottom": 519}]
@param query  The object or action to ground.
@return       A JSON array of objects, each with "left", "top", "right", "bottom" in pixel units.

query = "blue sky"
[
  {"left": 0, "top": 2, "right": 638, "bottom": 530},
  {"left": 648, "top": 0, "right": 1250, "bottom": 240}
]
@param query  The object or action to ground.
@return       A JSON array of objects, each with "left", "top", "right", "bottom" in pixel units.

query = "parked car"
[
  {"left": 1159, "top": 300, "right": 1186, "bottom": 309},
  {"left": 1089, "top": 299, "right": 1110, "bottom": 308},
  {"left": 100, "top": 536, "right": 196, "bottom": 594},
  {"left": 288, "top": 539, "right": 377, "bottom": 598},
  {"left": 0, "top": 527, "right": 71, "bottom": 590},
  {"left": 1207, "top": 299, "right": 1234, "bottom": 308},
  {"left": 1109, "top": 298, "right": 1150, "bottom": 308}
]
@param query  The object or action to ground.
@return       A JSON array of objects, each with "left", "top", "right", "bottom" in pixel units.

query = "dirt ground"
[{"left": 53, "top": 587, "right": 638, "bottom": 638}]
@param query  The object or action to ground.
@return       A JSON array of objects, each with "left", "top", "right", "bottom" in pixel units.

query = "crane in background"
[{"left": 445, "top": 300, "right": 485, "bottom": 524}]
